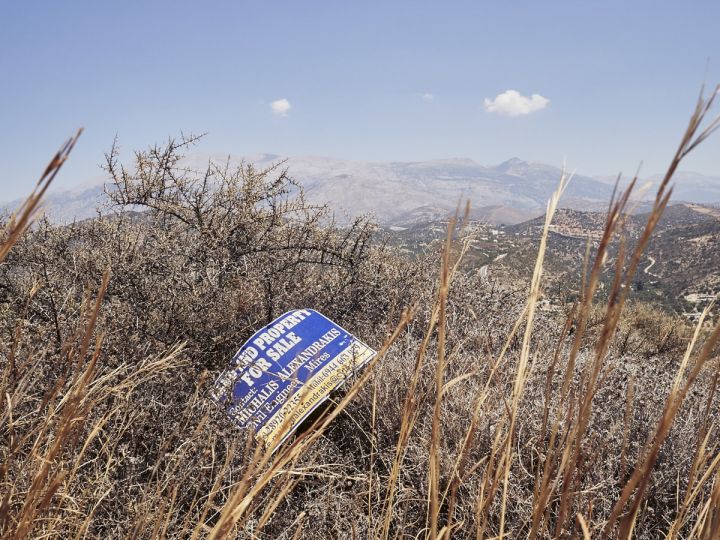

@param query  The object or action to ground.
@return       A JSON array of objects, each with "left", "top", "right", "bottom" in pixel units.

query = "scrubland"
[{"left": 2, "top": 88, "right": 720, "bottom": 539}]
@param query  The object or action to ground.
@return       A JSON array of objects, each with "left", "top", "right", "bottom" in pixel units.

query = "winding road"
[{"left": 643, "top": 256, "right": 657, "bottom": 276}]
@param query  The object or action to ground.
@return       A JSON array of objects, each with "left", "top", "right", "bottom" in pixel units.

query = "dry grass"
[{"left": 1, "top": 87, "right": 720, "bottom": 539}]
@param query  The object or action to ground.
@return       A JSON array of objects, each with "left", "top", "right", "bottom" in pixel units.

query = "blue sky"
[{"left": 1, "top": 0, "right": 719, "bottom": 199}]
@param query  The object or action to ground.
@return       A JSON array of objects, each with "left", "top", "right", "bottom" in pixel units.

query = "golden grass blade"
[
  {"left": 428, "top": 216, "right": 455, "bottom": 540},
  {"left": 577, "top": 513, "right": 592, "bottom": 539},
  {"left": 0, "top": 129, "right": 82, "bottom": 263},
  {"left": 498, "top": 169, "right": 572, "bottom": 538}
]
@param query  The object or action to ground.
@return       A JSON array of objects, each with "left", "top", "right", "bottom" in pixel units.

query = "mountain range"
[{"left": 3, "top": 154, "right": 719, "bottom": 225}]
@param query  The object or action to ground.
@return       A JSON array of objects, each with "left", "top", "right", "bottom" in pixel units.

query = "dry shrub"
[{"left": 586, "top": 301, "right": 693, "bottom": 358}]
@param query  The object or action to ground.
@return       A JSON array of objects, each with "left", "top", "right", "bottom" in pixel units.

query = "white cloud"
[
  {"left": 270, "top": 98, "right": 291, "bottom": 116},
  {"left": 483, "top": 90, "right": 549, "bottom": 116},
  {"left": 421, "top": 92, "right": 435, "bottom": 102}
]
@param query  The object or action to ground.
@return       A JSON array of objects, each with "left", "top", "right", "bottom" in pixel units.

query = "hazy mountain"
[
  {"left": 592, "top": 171, "right": 720, "bottom": 204},
  {"left": 648, "top": 171, "right": 720, "bottom": 203},
  {"left": 180, "top": 154, "right": 616, "bottom": 225},
  {"left": 3, "top": 154, "right": 719, "bottom": 226},
  {"left": 1, "top": 184, "right": 106, "bottom": 223}
]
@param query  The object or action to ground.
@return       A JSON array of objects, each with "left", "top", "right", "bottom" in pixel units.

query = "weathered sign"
[{"left": 211, "top": 309, "right": 376, "bottom": 448}]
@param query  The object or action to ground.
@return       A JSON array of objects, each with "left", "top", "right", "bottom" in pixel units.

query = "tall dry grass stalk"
[{"left": 0, "top": 129, "right": 82, "bottom": 263}]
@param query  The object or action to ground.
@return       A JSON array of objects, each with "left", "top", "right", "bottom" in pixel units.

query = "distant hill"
[
  {"left": 592, "top": 171, "right": 720, "bottom": 207},
  {"left": 505, "top": 203, "right": 720, "bottom": 239},
  {"left": 233, "top": 155, "right": 614, "bottom": 225},
  {"left": 1, "top": 184, "right": 106, "bottom": 223},
  {"left": 385, "top": 202, "right": 720, "bottom": 317},
  {"left": 3, "top": 154, "right": 719, "bottom": 226}
]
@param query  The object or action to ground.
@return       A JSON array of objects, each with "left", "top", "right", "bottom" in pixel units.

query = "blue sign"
[{"left": 211, "top": 309, "right": 376, "bottom": 447}]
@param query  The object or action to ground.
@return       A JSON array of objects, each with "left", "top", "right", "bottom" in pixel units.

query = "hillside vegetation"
[
  {"left": 2, "top": 90, "right": 720, "bottom": 539},
  {"left": 387, "top": 202, "right": 720, "bottom": 318}
]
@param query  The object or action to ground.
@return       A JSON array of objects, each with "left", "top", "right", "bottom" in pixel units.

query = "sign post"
[{"left": 211, "top": 309, "right": 376, "bottom": 449}]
